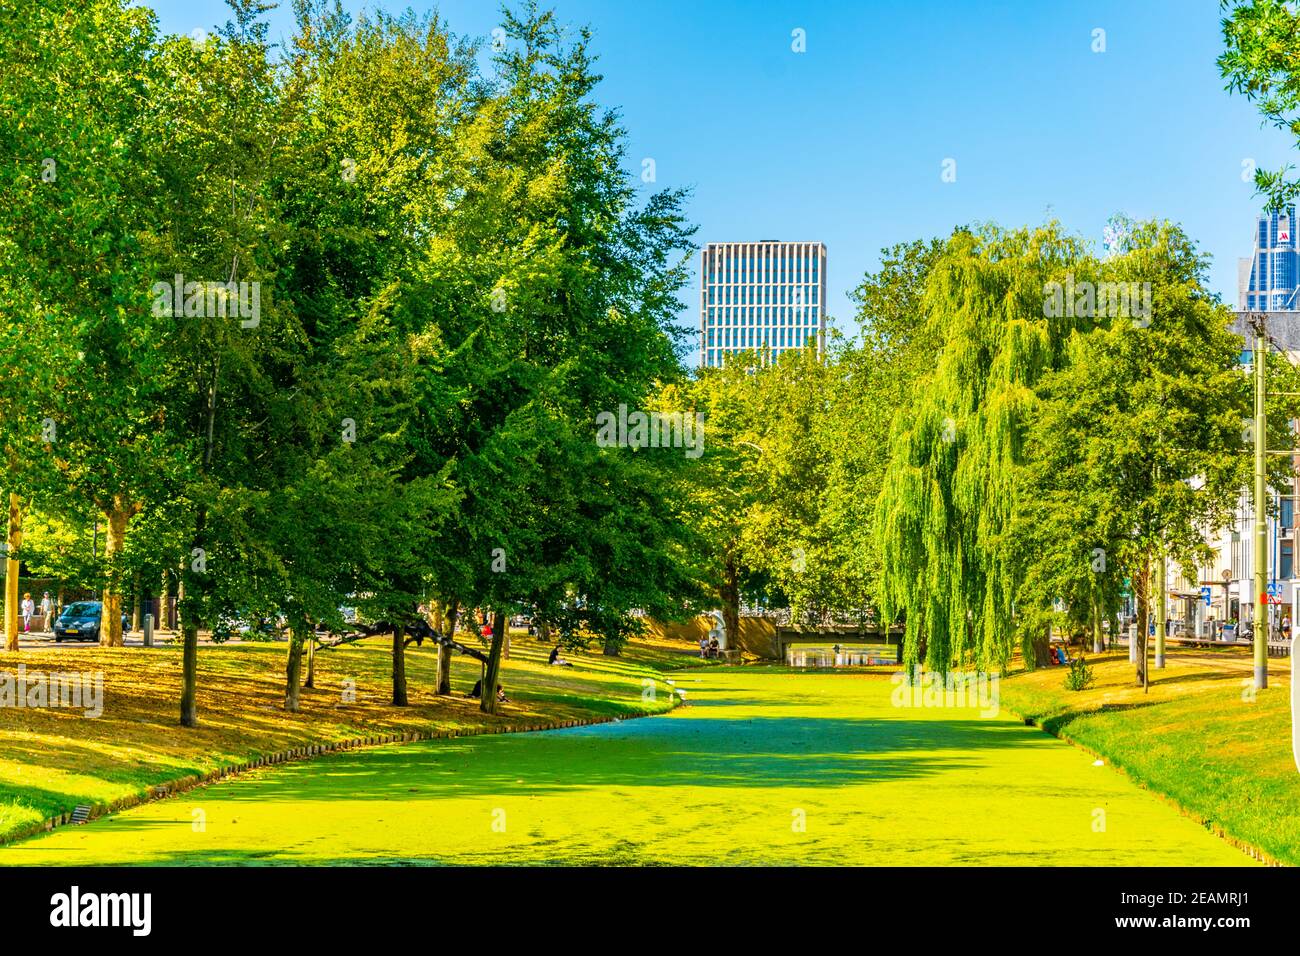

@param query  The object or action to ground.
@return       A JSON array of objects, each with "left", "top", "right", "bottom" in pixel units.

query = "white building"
[
  {"left": 1175, "top": 312, "right": 1300, "bottom": 640},
  {"left": 1189, "top": 488, "right": 1294, "bottom": 638}
]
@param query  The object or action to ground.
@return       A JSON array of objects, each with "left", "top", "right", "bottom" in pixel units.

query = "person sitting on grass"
[{"left": 548, "top": 645, "right": 572, "bottom": 667}]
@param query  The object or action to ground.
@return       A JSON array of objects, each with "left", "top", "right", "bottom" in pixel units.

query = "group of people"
[
  {"left": 1045, "top": 644, "right": 1073, "bottom": 666},
  {"left": 698, "top": 635, "right": 722, "bottom": 659},
  {"left": 463, "top": 633, "right": 575, "bottom": 704},
  {"left": 17, "top": 592, "right": 54, "bottom": 633},
  {"left": 458, "top": 609, "right": 580, "bottom": 702}
]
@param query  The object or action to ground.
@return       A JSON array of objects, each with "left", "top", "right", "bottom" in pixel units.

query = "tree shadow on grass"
[
  {"left": 1147, "top": 670, "right": 1242, "bottom": 688},
  {"left": 1038, "top": 699, "right": 1163, "bottom": 736}
]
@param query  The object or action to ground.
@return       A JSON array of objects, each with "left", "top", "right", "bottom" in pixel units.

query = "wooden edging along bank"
[{"left": 4, "top": 695, "right": 680, "bottom": 847}]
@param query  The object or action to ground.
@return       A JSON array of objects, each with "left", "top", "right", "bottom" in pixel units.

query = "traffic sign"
[
  {"left": 1199, "top": 586, "right": 1212, "bottom": 606},
  {"left": 1268, "top": 581, "right": 1282, "bottom": 598}
]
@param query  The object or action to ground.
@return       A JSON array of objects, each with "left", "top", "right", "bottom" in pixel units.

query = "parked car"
[
  {"left": 212, "top": 613, "right": 286, "bottom": 641},
  {"left": 52, "top": 601, "right": 130, "bottom": 643}
]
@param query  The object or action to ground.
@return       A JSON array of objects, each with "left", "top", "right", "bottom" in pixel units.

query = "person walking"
[
  {"left": 39, "top": 592, "right": 52, "bottom": 632},
  {"left": 20, "top": 593, "right": 35, "bottom": 633}
]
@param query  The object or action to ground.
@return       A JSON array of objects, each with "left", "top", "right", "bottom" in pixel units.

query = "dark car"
[{"left": 52, "top": 601, "right": 130, "bottom": 643}]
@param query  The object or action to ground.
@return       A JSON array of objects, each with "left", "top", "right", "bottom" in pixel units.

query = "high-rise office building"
[
  {"left": 1239, "top": 205, "right": 1299, "bottom": 311},
  {"left": 699, "top": 241, "right": 826, "bottom": 369}
]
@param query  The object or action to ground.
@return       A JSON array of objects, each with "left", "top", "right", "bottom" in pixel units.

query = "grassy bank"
[
  {"left": 0, "top": 634, "right": 684, "bottom": 843},
  {"left": 998, "top": 649, "right": 1298, "bottom": 864}
]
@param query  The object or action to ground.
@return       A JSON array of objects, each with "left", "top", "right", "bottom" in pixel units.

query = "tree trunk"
[
  {"left": 437, "top": 599, "right": 459, "bottom": 696},
  {"left": 159, "top": 571, "right": 170, "bottom": 631},
  {"left": 1030, "top": 628, "right": 1053, "bottom": 668},
  {"left": 100, "top": 503, "right": 130, "bottom": 647},
  {"left": 603, "top": 637, "right": 620, "bottom": 656},
  {"left": 1134, "top": 560, "right": 1150, "bottom": 690},
  {"left": 131, "top": 572, "right": 141, "bottom": 632},
  {"left": 720, "top": 549, "right": 741, "bottom": 653},
  {"left": 1091, "top": 593, "right": 1104, "bottom": 654},
  {"left": 180, "top": 622, "right": 199, "bottom": 727},
  {"left": 304, "top": 636, "right": 316, "bottom": 688},
  {"left": 285, "top": 628, "right": 305, "bottom": 712},
  {"left": 175, "top": 559, "right": 185, "bottom": 632},
  {"left": 392, "top": 624, "right": 408, "bottom": 706},
  {"left": 480, "top": 610, "right": 506, "bottom": 715},
  {"left": 4, "top": 493, "right": 21, "bottom": 651},
  {"left": 539, "top": 621, "right": 551, "bottom": 643}
]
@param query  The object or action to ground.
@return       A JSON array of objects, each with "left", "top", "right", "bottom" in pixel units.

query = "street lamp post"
[
  {"left": 1253, "top": 315, "right": 1270, "bottom": 690},
  {"left": 1242, "top": 311, "right": 1300, "bottom": 776}
]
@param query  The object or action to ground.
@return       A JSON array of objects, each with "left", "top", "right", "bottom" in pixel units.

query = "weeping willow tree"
[{"left": 875, "top": 224, "right": 1092, "bottom": 677}]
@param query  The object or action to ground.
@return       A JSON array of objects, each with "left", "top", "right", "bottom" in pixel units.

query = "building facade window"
[{"left": 699, "top": 241, "right": 827, "bottom": 369}]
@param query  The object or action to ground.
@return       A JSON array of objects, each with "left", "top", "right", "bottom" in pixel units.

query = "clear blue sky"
[{"left": 145, "top": 0, "right": 1295, "bottom": 360}]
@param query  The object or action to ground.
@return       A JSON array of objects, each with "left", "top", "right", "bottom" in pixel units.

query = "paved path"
[{"left": 6, "top": 669, "right": 1252, "bottom": 865}]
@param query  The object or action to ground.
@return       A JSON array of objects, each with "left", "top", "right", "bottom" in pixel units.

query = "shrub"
[{"left": 1064, "top": 655, "right": 1094, "bottom": 692}]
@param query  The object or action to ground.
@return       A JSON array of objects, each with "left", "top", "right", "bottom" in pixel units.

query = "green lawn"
[
  {"left": 0, "top": 635, "right": 680, "bottom": 844},
  {"left": 6, "top": 667, "right": 1252, "bottom": 865},
  {"left": 997, "top": 649, "right": 1298, "bottom": 865}
]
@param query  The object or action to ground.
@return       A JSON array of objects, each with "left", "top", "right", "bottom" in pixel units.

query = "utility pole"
[{"left": 1252, "top": 314, "right": 1269, "bottom": 690}]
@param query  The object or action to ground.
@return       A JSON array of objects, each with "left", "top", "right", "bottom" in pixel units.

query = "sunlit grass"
[{"left": 998, "top": 649, "right": 1298, "bottom": 864}]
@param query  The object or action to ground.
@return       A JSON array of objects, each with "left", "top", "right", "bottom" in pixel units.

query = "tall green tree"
[
  {"left": 0, "top": 0, "right": 193, "bottom": 649},
  {"left": 1221, "top": 0, "right": 1300, "bottom": 209},
  {"left": 817, "top": 238, "right": 946, "bottom": 619},
  {"left": 875, "top": 224, "right": 1091, "bottom": 677},
  {"left": 1016, "top": 221, "right": 1299, "bottom": 684},
  {"left": 409, "top": 3, "right": 697, "bottom": 709}
]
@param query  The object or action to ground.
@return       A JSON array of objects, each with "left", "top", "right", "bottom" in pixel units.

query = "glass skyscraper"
[
  {"left": 1239, "top": 205, "right": 1299, "bottom": 311},
  {"left": 699, "top": 241, "right": 826, "bottom": 369}
]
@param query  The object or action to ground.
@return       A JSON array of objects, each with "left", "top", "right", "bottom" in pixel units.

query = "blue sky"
[{"left": 146, "top": 0, "right": 1295, "bottom": 359}]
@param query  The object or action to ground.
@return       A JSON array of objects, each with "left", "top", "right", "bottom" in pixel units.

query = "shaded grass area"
[
  {"left": 7, "top": 668, "right": 1251, "bottom": 865},
  {"left": 998, "top": 649, "right": 1298, "bottom": 865},
  {"left": 0, "top": 634, "right": 681, "bottom": 843}
]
